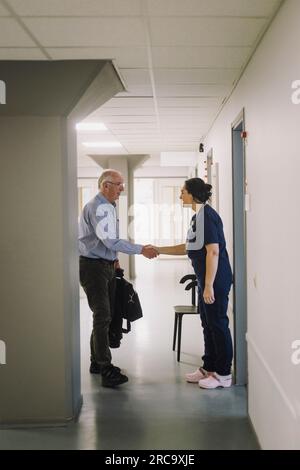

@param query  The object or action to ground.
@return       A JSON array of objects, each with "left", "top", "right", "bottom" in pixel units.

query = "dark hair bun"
[
  {"left": 204, "top": 183, "right": 212, "bottom": 200},
  {"left": 185, "top": 178, "right": 212, "bottom": 203}
]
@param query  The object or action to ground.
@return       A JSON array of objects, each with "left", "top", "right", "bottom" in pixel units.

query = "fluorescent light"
[
  {"left": 83, "top": 141, "right": 122, "bottom": 148},
  {"left": 76, "top": 122, "right": 107, "bottom": 131}
]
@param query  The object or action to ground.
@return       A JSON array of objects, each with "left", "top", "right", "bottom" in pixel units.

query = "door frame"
[{"left": 231, "top": 108, "right": 248, "bottom": 386}]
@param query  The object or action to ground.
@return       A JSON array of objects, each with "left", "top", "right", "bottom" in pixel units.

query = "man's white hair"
[{"left": 98, "top": 169, "right": 121, "bottom": 189}]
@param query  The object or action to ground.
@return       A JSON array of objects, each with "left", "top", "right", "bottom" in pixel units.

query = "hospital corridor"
[
  {"left": 0, "top": 0, "right": 300, "bottom": 452},
  {"left": 0, "top": 257, "right": 258, "bottom": 449}
]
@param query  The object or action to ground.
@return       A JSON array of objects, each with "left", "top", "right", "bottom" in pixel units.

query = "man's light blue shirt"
[{"left": 79, "top": 193, "right": 143, "bottom": 260}]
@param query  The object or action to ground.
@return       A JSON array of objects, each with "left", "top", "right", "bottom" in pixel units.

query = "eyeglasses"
[{"left": 106, "top": 181, "right": 125, "bottom": 188}]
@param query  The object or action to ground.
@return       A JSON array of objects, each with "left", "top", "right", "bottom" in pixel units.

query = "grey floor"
[{"left": 0, "top": 257, "right": 259, "bottom": 450}]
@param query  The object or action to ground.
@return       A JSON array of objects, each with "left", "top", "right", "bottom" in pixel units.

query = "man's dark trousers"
[{"left": 79, "top": 256, "right": 116, "bottom": 371}]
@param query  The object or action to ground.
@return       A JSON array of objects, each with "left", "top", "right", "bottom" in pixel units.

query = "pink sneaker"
[
  {"left": 198, "top": 373, "right": 232, "bottom": 389},
  {"left": 185, "top": 367, "right": 209, "bottom": 383}
]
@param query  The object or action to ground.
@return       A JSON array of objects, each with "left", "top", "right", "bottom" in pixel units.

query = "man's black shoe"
[
  {"left": 101, "top": 368, "right": 128, "bottom": 388},
  {"left": 89, "top": 362, "right": 101, "bottom": 374},
  {"left": 89, "top": 362, "right": 121, "bottom": 375}
]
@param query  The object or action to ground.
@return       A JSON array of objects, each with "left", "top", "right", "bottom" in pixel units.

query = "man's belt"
[{"left": 80, "top": 256, "right": 115, "bottom": 265}]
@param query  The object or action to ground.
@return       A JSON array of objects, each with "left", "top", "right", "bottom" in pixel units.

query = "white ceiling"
[{"left": 0, "top": 0, "right": 282, "bottom": 168}]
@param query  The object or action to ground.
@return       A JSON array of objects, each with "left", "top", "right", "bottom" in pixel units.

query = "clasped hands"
[{"left": 141, "top": 245, "right": 160, "bottom": 259}]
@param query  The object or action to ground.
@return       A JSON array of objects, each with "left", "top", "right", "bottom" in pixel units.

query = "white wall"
[{"left": 203, "top": 0, "right": 300, "bottom": 449}]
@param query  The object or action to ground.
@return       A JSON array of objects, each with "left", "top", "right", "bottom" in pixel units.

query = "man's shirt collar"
[{"left": 96, "top": 192, "right": 116, "bottom": 207}]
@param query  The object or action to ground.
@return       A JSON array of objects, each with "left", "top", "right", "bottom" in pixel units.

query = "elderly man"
[{"left": 79, "top": 169, "right": 157, "bottom": 388}]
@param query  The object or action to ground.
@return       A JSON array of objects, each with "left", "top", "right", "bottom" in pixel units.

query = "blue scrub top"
[{"left": 186, "top": 204, "right": 233, "bottom": 296}]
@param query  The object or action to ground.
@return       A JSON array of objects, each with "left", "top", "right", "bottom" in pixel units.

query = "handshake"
[{"left": 141, "top": 245, "right": 160, "bottom": 259}]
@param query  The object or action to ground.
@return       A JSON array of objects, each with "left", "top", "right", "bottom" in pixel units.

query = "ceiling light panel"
[
  {"left": 149, "top": 17, "right": 267, "bottom": 47},
  {"left": 153, "top": 68, "right": 238, "bottom": 85},
  {"left": 156, "top": 84, "right": 231, "bottom": 97},
  {"left": 147, "top": 0, "right": 281, "bottom": 17},
  {"left": 8, "top": 0, "right": 142, "bottom": 16},
  {"left": 0, "top": 18, "right": 36, "bottom": 46},
  {"left": 152, "top": 46, "right": 252, "bottom": 68},
  {"left": 158, "top": 107, "right": 217, "bottom": 116},
  {"left": 157, "top": 97, "right": 222, "bottom": 107},
  {"left": 22, "top": 18, "right": 146, "bottom": 47}
]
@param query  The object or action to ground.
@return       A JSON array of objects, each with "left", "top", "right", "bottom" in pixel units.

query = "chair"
[{"left": 173, "top": 274, "right": 198, "bottom": 362}]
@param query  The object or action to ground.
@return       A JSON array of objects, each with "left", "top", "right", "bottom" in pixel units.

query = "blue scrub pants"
[{"left": 198, "top": 291, "right": 233, "bottom": 376}]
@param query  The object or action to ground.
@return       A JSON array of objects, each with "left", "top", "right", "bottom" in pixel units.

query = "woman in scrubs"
[{"left": 155, "top": 178, "right": 233, "bottom": 389}]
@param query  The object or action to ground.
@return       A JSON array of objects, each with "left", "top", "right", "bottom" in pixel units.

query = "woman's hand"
[
  {"left": 204, "top": 244, "right": 218, "bottom": 303},
  {"left": 203, "top": 284, "right": 215, "bottom": 304},
  {"left": 151, "top": 244, "right": 186, "bottom": 256}
]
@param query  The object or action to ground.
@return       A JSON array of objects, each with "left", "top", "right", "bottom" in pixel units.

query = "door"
[{"left": 232, "top": 110, "right": 248, "bottom": 386}]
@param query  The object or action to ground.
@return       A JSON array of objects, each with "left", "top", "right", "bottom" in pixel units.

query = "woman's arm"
[
  {"left": 203, "top": 243, "right": 219, "bottom": 304},
  {"left": 155, "top": 244, "right": 186, "bottom": 256}
]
